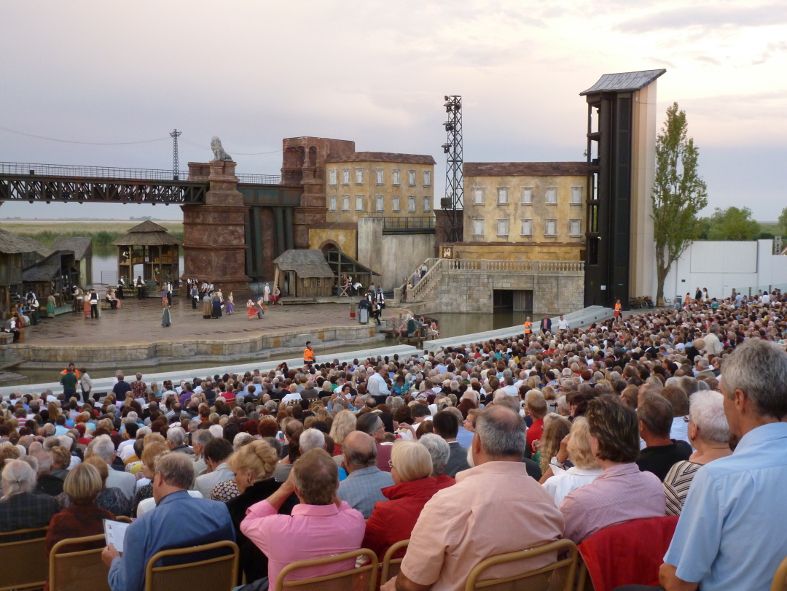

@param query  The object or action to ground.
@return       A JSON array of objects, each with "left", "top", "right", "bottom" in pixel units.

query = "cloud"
[{"left": 618, "top": 3, "right": 787, "bottom": 32}]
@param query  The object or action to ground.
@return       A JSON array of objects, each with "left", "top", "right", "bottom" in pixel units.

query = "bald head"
[{"left": 342, "top": 431, "right": 377, "bottom": 471}]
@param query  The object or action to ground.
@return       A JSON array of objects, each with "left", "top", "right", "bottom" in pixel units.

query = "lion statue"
[{"left": 210, "top": 136, "right": 232, "bottom": 161}]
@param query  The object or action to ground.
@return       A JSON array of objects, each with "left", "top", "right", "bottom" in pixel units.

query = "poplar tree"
[{"left": 652, "top": 102, "right": 707, "bottom": 306}]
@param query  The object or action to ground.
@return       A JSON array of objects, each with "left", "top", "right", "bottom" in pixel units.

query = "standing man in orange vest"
[
  {"left": 522, "top": 316, "right": 533, "bottom": 336},
  {"left": 613, "top": 299, "right": 622, "bottom": 320},
  {"left": 303, "top": 341, "right": 315, "bottom": 366}
]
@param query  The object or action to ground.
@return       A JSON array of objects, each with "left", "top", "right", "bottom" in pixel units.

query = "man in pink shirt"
[
  {"left": 560, "top": 395, "right": 665, "bottom": 542},
  {"left": 241, "top": 448, "right": 365, "bottom": 590}
]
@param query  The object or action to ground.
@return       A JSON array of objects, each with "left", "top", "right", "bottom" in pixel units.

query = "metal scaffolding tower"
[
  {"left": 440, "top": 95, "right": 463, "bottom": 243},
  {"left": 169, "top": 128, "right": 182, "bottom": 180}
]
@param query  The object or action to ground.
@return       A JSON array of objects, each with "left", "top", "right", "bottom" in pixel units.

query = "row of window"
[
  {"left": 328, "top": 168, "right": 431, "bottom": 187},
  {"left": 328, "top": 195, "right": 432, "bottom": 213},
  {"left": 472, "top": 186, "right": 583, "bottom": 206},
  {"left": 471, "top": 218, "right": 583, "bottom": 238}
]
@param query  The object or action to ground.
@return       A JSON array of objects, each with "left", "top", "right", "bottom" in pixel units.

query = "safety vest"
[
  {"left": 303, "top": 348, "right": 314, "bottom": 362},
  {"left": 523, "top": 321, "right": 532, "bottom": 335}
]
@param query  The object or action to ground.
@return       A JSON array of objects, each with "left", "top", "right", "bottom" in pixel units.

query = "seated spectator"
[
  {"left": 47, "top": 463, "right": 113, "bottom": 552},
  {"left": 523, "top": 389, "right": 548, "bottom": 455},
  {"left": 636, "top": 394, "right": 692, "bottom": 481},
  {"left": 36, "top": 445, "right": 70, "bottom": 496},
  {"left": 195, "top": 438, "right": 234, "bottom": 498},
  {"left": 166, "top": 426, "right": 193, "bottom": 455},
  {"left": 84, "top": 456, "right": 132, "bottom": 517},
  {"left": 226, "top": 439, "right": 297, "bottom": 588},
  {"left": 663, "top": 390, "right": 731, "bottom": 516},
  {"left": 338, "top": 431, "right": 394, "bottom": 518},
  {"left": 191, "top": 429, "right": 214, "bottom": 477},
  {"left": 541, "top": 417, "right": 602, "bottom": 506},
  {"left": 659, "top": 340, "right": 787, "bottom": 591},
  {"left": 273, "top": 419, "right": 304, "bottom": 482},
  {"left": 560, "top": 396, "right": 665, "bottom": 543},
  {"left": 382, "top": 406, "right": 564, "bottom": 591},
  {"left": 328, "top": 410, "right": 356, "bottom": 457},
  {"left": 356, "top": 413, "right": 393, "bottom": 473},
  {"left": 363, "top": 441, "right": 444, "bottom": 560},
  {"left": 418, "top": 433, "right": 455, "bottom": 489},
  {"left": 86, "top": 435, "right": 136, "bottom": 501},
  {"left": 432, "top": 410, "right": 469, "bottom": 477},
  {"left": 240, "top": 449, "right": 365, "bottom": 591},
  {"left": 131, "top": 440, "right": 169, "bottom": 516},
  {"left": 0, "top": 459, "right": 59, "bottom": 532},
  {"left": 535, "top": 413, "right": 571, "bottom": 481},
  {"left": 661, "top": 384, "right": 691, "bottom": 446},
  {"left": 102, "top": 453, "right": 235, "bottom": 591}
]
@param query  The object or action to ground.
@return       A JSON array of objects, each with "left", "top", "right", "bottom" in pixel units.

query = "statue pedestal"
[{"left": 182, "top": 160, "right": 249, "bottom": 295}]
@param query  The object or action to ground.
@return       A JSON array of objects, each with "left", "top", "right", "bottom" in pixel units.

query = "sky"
[{"left": 1, "top": 0, "right": 786, "bottom": 221}]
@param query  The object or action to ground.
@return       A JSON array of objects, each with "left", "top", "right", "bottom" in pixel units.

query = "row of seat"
[{"left": 2, "top": 517, "right": 786, "bottom": 591}]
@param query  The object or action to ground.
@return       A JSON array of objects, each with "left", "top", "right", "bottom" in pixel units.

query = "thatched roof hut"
[
  {"left": 113, "top": 220, "right": 180, "bottom": 247},
  {"left": 273, "top": 249, "right": 335, "bottom": 298},
  {"left": 114, "top": 221, "right": 180, "bottom": 286}
]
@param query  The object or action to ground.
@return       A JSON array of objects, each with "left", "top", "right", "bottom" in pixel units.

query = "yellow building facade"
[
  {"left": 462, "top": 162, "right": 588, "bottom": 257},
  {"left": 324, "top": 153, "right": 436, "bottom": 223}
]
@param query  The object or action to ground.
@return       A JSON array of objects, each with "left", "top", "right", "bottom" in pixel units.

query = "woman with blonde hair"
[
  {"left": 46, "top": 462, "right": 113, "bottom": 553},
  {"left": 541, "top": 417, "right": 603, "bottom": 506},
  {"left": 363, "top": 440, "right": 443, "bottom": 560},
  {"left": 227, "top": 440, "right": 297, "bottom": 587},
  {"left": 329, "top": 409, "right": 356, "bottom": 456}
]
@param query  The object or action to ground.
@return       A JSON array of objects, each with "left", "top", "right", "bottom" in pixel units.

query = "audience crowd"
[{"left": 0, "top": 291, "right": 785, "bottom": 591}]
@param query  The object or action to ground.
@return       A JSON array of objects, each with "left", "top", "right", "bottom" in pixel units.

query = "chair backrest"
[
  {"left": 577, "top": 516, "right": 679, "bottom": 591},
  {"left": 381, "top": 539, "right": 409, "bottom": 583},
  {"left": 49, "top": 533, "right": 110, "bottom": 591},
  {"left": 772, "top": 556, "right": 787, "bottom": 591},
  {"left": 144, "top": 540, "right": 238, "bottom": 591},
  {"left": 464, "top": 539, "right": 578, "bottom": 591},
  {"left": 114, "top": 515, "right": 133, "bottom": 523},
  {"left": 0, "top": 527, "right": 49, "bottom": 591},
  {"left": 275, "top": 548, "right": 379, "bottom": 591}
]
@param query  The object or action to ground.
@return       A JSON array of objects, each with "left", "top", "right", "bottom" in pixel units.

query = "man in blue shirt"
[
  {"left": 658, "top": 339, "right": 787, "bottom": 591},
  {"left": 102, "top": 452, "right": 235, "bottom": 591}
]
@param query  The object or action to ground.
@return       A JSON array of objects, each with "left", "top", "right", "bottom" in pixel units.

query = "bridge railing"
[
  {"left": 0, "top": 162, "right": 281, "bottom": 184},
  {"left": 443, "top": 259, "right": 585, "bottom": 273}
]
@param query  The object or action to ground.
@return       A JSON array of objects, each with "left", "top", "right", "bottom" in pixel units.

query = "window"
[
  {"left": 473, "top": 187, "right": 484, "bottom": 205},
  {"left": 496, "top": 218, "right": 510, "bottom": 237},
  {"left": 392, "top": 169, "right": 401, "bottom": 185},
  {"left": 569, "top": 219, "right": 582, "bottom": 236},
  {"left": 328, "top": 169, "right": 337, "bottom": 185},
  {"left": 342, "top": 169, "right": 350, "bottom": 184},
  {"left": 520, "top": 219, "right": 533, "bottom": 236},
  {"left": 497, "top": 187, "right": 508, "bottom": 205},
  {"left": 375, "top": 169, "right": 384, "bottom": 185},
  {"left": 392, "top": 197, "right": 400, "bottom": 212},
  {"left": 472, "top": 218, "right": 484, "bottom": 238},
  {"left": 408, "top": 170, "right": 416, "bottom": 186},
  {"left": 355, "top": 196, "right": 364, "bottom": 211},
  {"left": 342, "top": 195, "right": 350, "bottom": 211},
  {"left": 423, "top": 196, "right": 431, "bottom": 212},
  {"left": 545, "top": 187, "right": 557, "bottom": 205},
  {"left": 329, "top": 196, "right": 337, "bottom": 211},
  {"left": 423, "top": 170, "right": 432, "bottom": 186},
  {"left": 545, "top": 219, "right": 557, "bottom": 236},
  {"left": 521, "top": 187, "right": 533, "bottom": 205},
  {"left": 375, "top": 195, "right": 385, "bottom": 212},
  {"left": 408, "top": 196, "right": 416, "bottom": 212},
  {"left": 571, "top": 186, "right": 583, "bottom": 205},
  {"left": 355, "top": 168, "right": 364, "bottom": 184}
]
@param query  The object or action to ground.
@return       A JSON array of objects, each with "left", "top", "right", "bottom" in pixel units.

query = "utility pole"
[
  {"left": 440, "top": 96, "right": 463, "bottom": 243},
  {"left": 170, "top": 129, "right": 182, "bottom": 180}
]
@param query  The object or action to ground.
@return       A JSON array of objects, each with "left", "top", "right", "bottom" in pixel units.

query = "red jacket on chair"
[{"left": 578, "top": 515, "right": 678, "bottom": 591}]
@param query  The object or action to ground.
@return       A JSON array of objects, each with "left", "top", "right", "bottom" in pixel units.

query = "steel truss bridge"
[{"left": 0, "top": 162, "right": 282, "bottom": 206}]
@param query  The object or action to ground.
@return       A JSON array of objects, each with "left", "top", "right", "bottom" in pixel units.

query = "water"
[
  {"left": 420, "top": 312, "right": 544, "bottom": 338},
  {"left": 91, "top": 254, "right": 184, "bottom": 286}
]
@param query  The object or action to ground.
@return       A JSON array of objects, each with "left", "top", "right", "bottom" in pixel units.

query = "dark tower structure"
[
  {"left": 170, "top": 128, "right": 182, "bottom": 180},
  {"left": 580, "top": 69, "right": 665, "bottom": 308},
  {"left": 440, "top": 95, "right": 464, "bottom": 243}
]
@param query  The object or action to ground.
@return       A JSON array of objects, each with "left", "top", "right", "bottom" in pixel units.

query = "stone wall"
[{"left": 430, "top": 268, "right": 584, "bottom": 314}]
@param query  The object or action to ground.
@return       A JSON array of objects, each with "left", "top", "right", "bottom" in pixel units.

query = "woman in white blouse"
[{"left": 542, "top": 417, "right": 603, "bottom": 506}]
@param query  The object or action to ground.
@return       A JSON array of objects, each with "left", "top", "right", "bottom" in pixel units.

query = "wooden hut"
[
  {"left": 114, "top": 221, "right": 180, "bottom": 286},
  {"left": 273, "top": 250, "right": 335, "bottom": 298},
  {"left": 22, "top": 251, "right": 78, "bottom": 307},
  {"left": 52, "top": 236, "right": 93, "bottom": 287}
]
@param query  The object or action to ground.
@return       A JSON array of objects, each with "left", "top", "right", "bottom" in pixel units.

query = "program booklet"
[{"left": 103, "top": 519, "right": 130, "bottom": 553}]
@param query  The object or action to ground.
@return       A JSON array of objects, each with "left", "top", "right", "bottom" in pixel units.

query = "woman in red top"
[
  {"left": 46, "top": 463, "right": 114, "bottom": 553},
  {"left": 362, "top": 441, "right": 446, "bottom": 561}
]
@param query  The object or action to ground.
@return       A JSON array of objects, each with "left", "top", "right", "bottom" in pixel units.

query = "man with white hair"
[
  {"left": 299, "top": 428, "right": 326, "bottom": 453},
  {"left": 418, "top": 433, "right": 455, "bottom": 489},
  {"left": 192, "top": 429, "right": 214, "bottom": 477},
  {"left": 0, "top": 459, "right": 59, "bottom": 532},
  {"left": 166, "top": 426, "right": 193, "bottom": 455},
  {"left": 86, "top": 435, "right": 136, "bottom": 500}
]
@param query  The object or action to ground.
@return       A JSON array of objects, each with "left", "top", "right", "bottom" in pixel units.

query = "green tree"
[
  {"left": 652, "top": 102, "right": 708, "bottom": 306},
  {"left": 706, "top": 207, "right": 761, "bottom": 240},
  {"left": 779, "top": 206, "right": 787, "bottom": 236}
]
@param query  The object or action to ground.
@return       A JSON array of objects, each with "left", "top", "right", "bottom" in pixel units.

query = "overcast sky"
[{"left": 1, "top": 0, "right": 785, "bottom": 221}]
